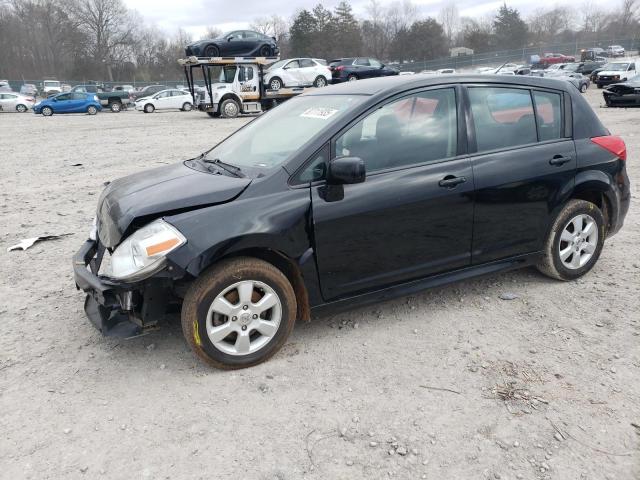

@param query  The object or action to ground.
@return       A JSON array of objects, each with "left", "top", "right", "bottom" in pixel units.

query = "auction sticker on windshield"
[{"left": 300, "top": 107, "right": 340, "bottom": 120}]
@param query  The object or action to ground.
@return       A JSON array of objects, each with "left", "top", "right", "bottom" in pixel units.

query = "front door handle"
[
  {"left": 549, "top": 155, "right": 572, "bottom": 166},
  {"left": 438, "top": 175, "right": 467, "bottom": 188}
]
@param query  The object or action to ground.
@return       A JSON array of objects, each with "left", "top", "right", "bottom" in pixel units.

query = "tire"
[
  {"left": 347, "top": 74, "right": 358, "bottom": 82},
  {"left": 204, "top": 45, "right": 219, "bottom": 57},
  {"left": 537, "top": 199, "right": 605, "bottom": 281},
  {"left": 87, "top": 105, "right": 98, "bottom": 115},
  {"left": 16, "top": 104, "right": 27, "bottom": 113},
  {"left": 269, "top": 77, "right": 283, "bottom": 91},
  {"left": 110, "top": 101, "right": 122, "bottom": 112},
  {"left": 259, "top": 45, "right": 272, "bottom": 57},
  {"left": 181, "top": 102, "right": 192, "bottom": 111},
  {"left": 207, "top": 111, "right": 221, "bottom": 118},
  {"left": 220, "top": 98, "right": 240, "bottom": 118},
  {"left": 144, "top": 103, "right": 155, "bottom": 113},
  {"left": 41, "top": 106, "right": 53, "bottom": 116},
  {"left": 181, "top": 257, "right": 297, "bottom": 369},
  {"left": 313, "top": 76, "right": 328, "bottom": 88}
]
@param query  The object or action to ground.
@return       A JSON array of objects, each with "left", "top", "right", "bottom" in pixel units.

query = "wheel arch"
[
  {"left": 572, "top": 173, "right": 617, "bottom": 234},
  {"left": 219, "top": 93, "right": 242, "bottom": 107}
]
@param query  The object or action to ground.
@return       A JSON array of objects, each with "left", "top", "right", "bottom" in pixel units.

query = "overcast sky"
[{"left": 124, "top": 0, "right": 566, "bottom": 38}]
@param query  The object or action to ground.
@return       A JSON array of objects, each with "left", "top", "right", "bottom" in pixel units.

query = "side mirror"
[
  {"left": 328, "top": 157, "right": 365, "bottom": 185},
  {"left": 380, "top": 64, "right": 385, "bottom": 69}
]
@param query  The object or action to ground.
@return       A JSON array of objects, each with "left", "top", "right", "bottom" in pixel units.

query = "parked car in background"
[
  {"left": 20, "top": 83, "right": 38, "bottom": 97},
  {"left": 606, "top": 45, "right": 625, "bottom": 57},
  {"left": 602, "top": 74, "right": 640, "bottom": 106},
  {"left": 134, "top": 88, "right": 193, "bottom": 113},
  {"left": 575, "top": 61, "right": 605, "bottom": 75},
  {"left": 130, "top": 85, "right": 168, "bottom": 101},
  {"left": 596, "top": 61, "right": 637, "bottom": 88},
  {"left": 33, "top": 91, "right": 101, "bottom": 116},
  {"left": 539, "top": 53, "right": 576, "bottom": 66},
  {"left": 70, "top": 84, "right": 133, "bottom": 112},
  {"left": 42, "top": 79, "right": 61, "bottom": 96},
  {"left": 185, "top": 30, "right": 279, "bottom": 58},
  {"left": 264, "top": 58, "right": 331, "bottom": 90},
  {"left": 0, "top": 92, "right": 35, "bottom": 112},
  {"left": 437, "top": 68, "right": 456, "bottom": 74},
  {"left": 0, "top": 80, "right": 12, "bottom": 92},
  {"left": 73, "top": 74, "right": 629, "bottom": 369},
  {"left": 580, "top": 47, "right": 605, "bottom": 62},
  {"left": 550, "top": 72, "right": 591, "bottom": 92},
  {"left": 329, "top": 57, "right": 399, "bottom": 83}
]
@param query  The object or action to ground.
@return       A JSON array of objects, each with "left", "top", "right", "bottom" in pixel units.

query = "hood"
[
  {"left": 97, "top": 161, "right": 251, "bottom": 248},
  {"left": 135, "top": 96, "right": 151, "bottom": 103},
  {"left": 598, "top": 69, "right": 628, "bottom": 76}
]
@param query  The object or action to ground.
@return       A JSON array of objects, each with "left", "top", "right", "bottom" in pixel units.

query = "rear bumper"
[{"left": 73, "top": 240, "right": 171, "bottom": 337}]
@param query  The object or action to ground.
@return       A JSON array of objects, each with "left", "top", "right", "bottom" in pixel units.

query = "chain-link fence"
[{"left": 389, "top": 37, "right": 639, "bottom": 72}]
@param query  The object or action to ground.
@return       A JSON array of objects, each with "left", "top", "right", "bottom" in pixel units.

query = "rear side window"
[
  {"left": 468, "top": 87, "right": 537, "bottom": 151},
  {"left": 533, "top": 91, "right": 562, "bottom": 141}
]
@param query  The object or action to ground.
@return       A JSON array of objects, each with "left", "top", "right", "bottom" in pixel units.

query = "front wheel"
[
  {"left": 144, "top": 103, "right": 155, "bottom": 113},
  {"left": 269, "top": 77, "right": 283, "bottom": 91},
  {"left": 313, "top": 76, "right": 328, "bottom": 88},
  {"left": 87, "top": 105, "right": 98, "bottom": 115},
  {"left": 181, "top": 257, "right": 297, "bottom": 369},
  {"left": 41, "top": 106, "right": 53, "bottom": 116},
  {"left": 220, "top": 98, "right": 240, "bottom": 118},
  {"left": 181, "top": 102, "right": 192, "bottom": 111},
  {"left": 537, "top": 200, "right": 605, "bottom": 281},
  {"left": 204, "top": 45, "right": 219, "bottom": 57}
]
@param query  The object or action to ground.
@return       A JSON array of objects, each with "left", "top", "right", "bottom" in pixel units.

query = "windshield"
[
  {"left": 562, "top": 63, "right": 580, "bottom": 72},
  {"left": 604, "top": 63, "right": 629, "bottom": 71},
  {"left": 204, "top": 94, "right": 365, "bottom": 170}
]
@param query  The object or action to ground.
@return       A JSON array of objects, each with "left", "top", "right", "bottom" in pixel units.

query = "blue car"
[{"left": 33, "top": 92, "right": 102, "bottom": 116}]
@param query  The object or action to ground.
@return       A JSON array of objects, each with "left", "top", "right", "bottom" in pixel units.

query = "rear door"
[
  {"left": 465, "top": 85, "right": 575, "bottom": 264},
  {"left": 310, "top": 86, "right": 474, "bottom": 300},
  {"left": 298, "top": 58, "right": 317, "bottom": 84}
]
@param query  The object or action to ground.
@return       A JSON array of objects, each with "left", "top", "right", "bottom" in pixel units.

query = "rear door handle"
[
  {"left": 549, "top": 155, "right": 572, "bottom": 166},
  {"left": 438, "top": 176, "right": 467, "bottom": 188}
]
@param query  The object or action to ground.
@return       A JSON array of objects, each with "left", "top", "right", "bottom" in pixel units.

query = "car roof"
[{"left": 303, "top": 74, "right": 574, "bottom": 97}]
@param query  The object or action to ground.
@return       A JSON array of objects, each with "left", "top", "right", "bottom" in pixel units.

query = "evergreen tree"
[
  {"left": 289, "top": 9, "right": 318, "bottom": 57},
  {"left": 493, "top": 3, "right": 528, "bottom": 49},
  {"left": 333, "top": 1, "right": 362, "bottom": 56}
]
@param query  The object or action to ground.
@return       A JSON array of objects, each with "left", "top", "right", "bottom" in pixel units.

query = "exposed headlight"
[
  {"left": 94, "top": 95, "right": 99, "bottom": 101},
  {"left": 103, "top": 219, "right": 186, "bottom": 282}
]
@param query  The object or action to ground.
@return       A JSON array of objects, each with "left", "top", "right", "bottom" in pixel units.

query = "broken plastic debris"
[{"left": 7, "top": 234, "right": 72, "bottom": 252}]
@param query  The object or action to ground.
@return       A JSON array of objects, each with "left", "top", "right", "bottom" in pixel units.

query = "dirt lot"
[{"left": 1, "top": 89, "right": 638, "bottom": 480}]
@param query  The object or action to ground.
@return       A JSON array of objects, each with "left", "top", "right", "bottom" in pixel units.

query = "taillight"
[
  {"left": 591, "top": 135, "right": 626, "bottom": 161},
  {"left": 336, "top": 65, "right": 345, "bottom": 71}
]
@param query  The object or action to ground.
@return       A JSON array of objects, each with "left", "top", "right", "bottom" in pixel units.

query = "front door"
[
  {"left": 236, "top": 66, "right": 260, "bottom": 101},
  {"left": 311, "top": 87, "right": 474, "bottom": 300},
  {"left": 465, "top": 85, "right": 576, "bottom": 264}
]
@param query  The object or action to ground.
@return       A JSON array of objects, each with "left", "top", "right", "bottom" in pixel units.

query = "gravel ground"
[{"left": 0, "top": 89, "right": 638, "bottom": 480}]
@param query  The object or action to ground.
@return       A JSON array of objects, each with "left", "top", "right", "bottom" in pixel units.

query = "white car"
[
  {"left": 606, "top": 45, "right": 625, "bottom": 58},
  {"left": 135, "top": 89, "right": 194, "bottom": 113},
  {"left": 0, "top": 92, "right": 36, "bottom": 112},
  {"left": 596, "top": 61, "right": 637, "bottom": 87},
  {"left": 264, "top": 58, "right": 331, "bottom": 90},
  {"left": 436, "top": 68, "right": 456, "bottom": 74}
]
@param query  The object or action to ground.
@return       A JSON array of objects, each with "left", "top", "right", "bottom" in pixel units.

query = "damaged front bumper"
[{"left": 73, "top": 239, "right": 174, "bottom": 338}]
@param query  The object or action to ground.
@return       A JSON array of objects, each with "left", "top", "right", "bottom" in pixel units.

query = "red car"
[{"left": 539, "top": 53, "right": 576, "bottom": 65}]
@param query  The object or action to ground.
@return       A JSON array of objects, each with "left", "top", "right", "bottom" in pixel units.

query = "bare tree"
[
  {"left": 201, "top": 26, "right": 222, "bottom": 39},
  {"left": 438, "top": 1, "right": 459, "bottom": 46}
]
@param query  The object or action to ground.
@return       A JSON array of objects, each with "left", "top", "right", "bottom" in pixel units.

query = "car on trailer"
[
  {"left": 180, "top": 56, "right": 312, "bottom": 118},
  {"left": 185, "top": 30, "right": 279, "bottom": 58},
  {"left": 263, "top": 58, "right": 331, "bottom": 90}
]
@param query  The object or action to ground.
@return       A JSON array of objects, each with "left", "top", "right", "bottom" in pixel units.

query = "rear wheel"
[
  {"left": 144, "top": 103, "right": 155, "bottom": 113},
  {"left": 87, "top": 105, "right": 98, "bottom": 115},
  {"left": 16, "top": 104, "right": 27, "bottom": 113},
  {"left": 182, "top": 102, "right": 193, "bottom": 111},
  {"left": 204, "top": 45, "right": 219, "bottom": 57},
  {"left": 220, "top": 98, "right": 240, "bottom": 118},
  {"left": 181, "top": 257, "right": 297, "bottom": 369},
  {"left": 537, "top": 200, "right": 605, "bottom": 281},
  {"left": 110, "top": 101, "right": 122, "bottom": 112},
  {"left": 41, "top": 106, "right": 53, "bottom": 116},
  {"left": 347, "top": 74, "right": 358, "bottom": 82},
  {"left": 313, "top": 76, "right": 328, "bottom": 88}
]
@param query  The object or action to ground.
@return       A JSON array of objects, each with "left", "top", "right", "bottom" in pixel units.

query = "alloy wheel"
[
  {"left": 206, "top": 280, "right": 282, "bottom": 356},
  {"left": 558, "top": 214, "right": 598, "bottom": 270},
  {"left": 16, "top": 104, "right": 27, "bottom": 113},
  {"left": 270, "top": 79, "right": 282, "bottom": 90}
]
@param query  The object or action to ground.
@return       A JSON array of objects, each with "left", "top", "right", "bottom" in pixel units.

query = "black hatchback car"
[
  {"left": 330, "top": 57, "right": 399, "bottom": 83},
  {"left": 74, "top": 75, "right": 630, "bottom": 369},
  {"left": 185, "top": 30, "right": 279, "bottom": 58}
]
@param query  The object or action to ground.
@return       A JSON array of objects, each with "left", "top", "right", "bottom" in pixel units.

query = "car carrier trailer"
[{"left": 179, "top": 56, "right": 312, "bottom": 118}]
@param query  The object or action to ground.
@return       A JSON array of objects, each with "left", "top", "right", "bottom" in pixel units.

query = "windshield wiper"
[{"left": 202, "top": 158, "right": 245, "bottom": 178}]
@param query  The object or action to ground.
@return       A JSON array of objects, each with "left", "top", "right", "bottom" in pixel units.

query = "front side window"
[
  {"left": 335, "top": 88, "right": 458, "bottom": 172},
  {"left": 285, "top": 60, "right": 300, "bottom": 69},
  {"left": 56, "top": 93, "right": 71, "bottom": 101},
  {"left": 468, "top": 87, "right": 537, "bottom": 151}
]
